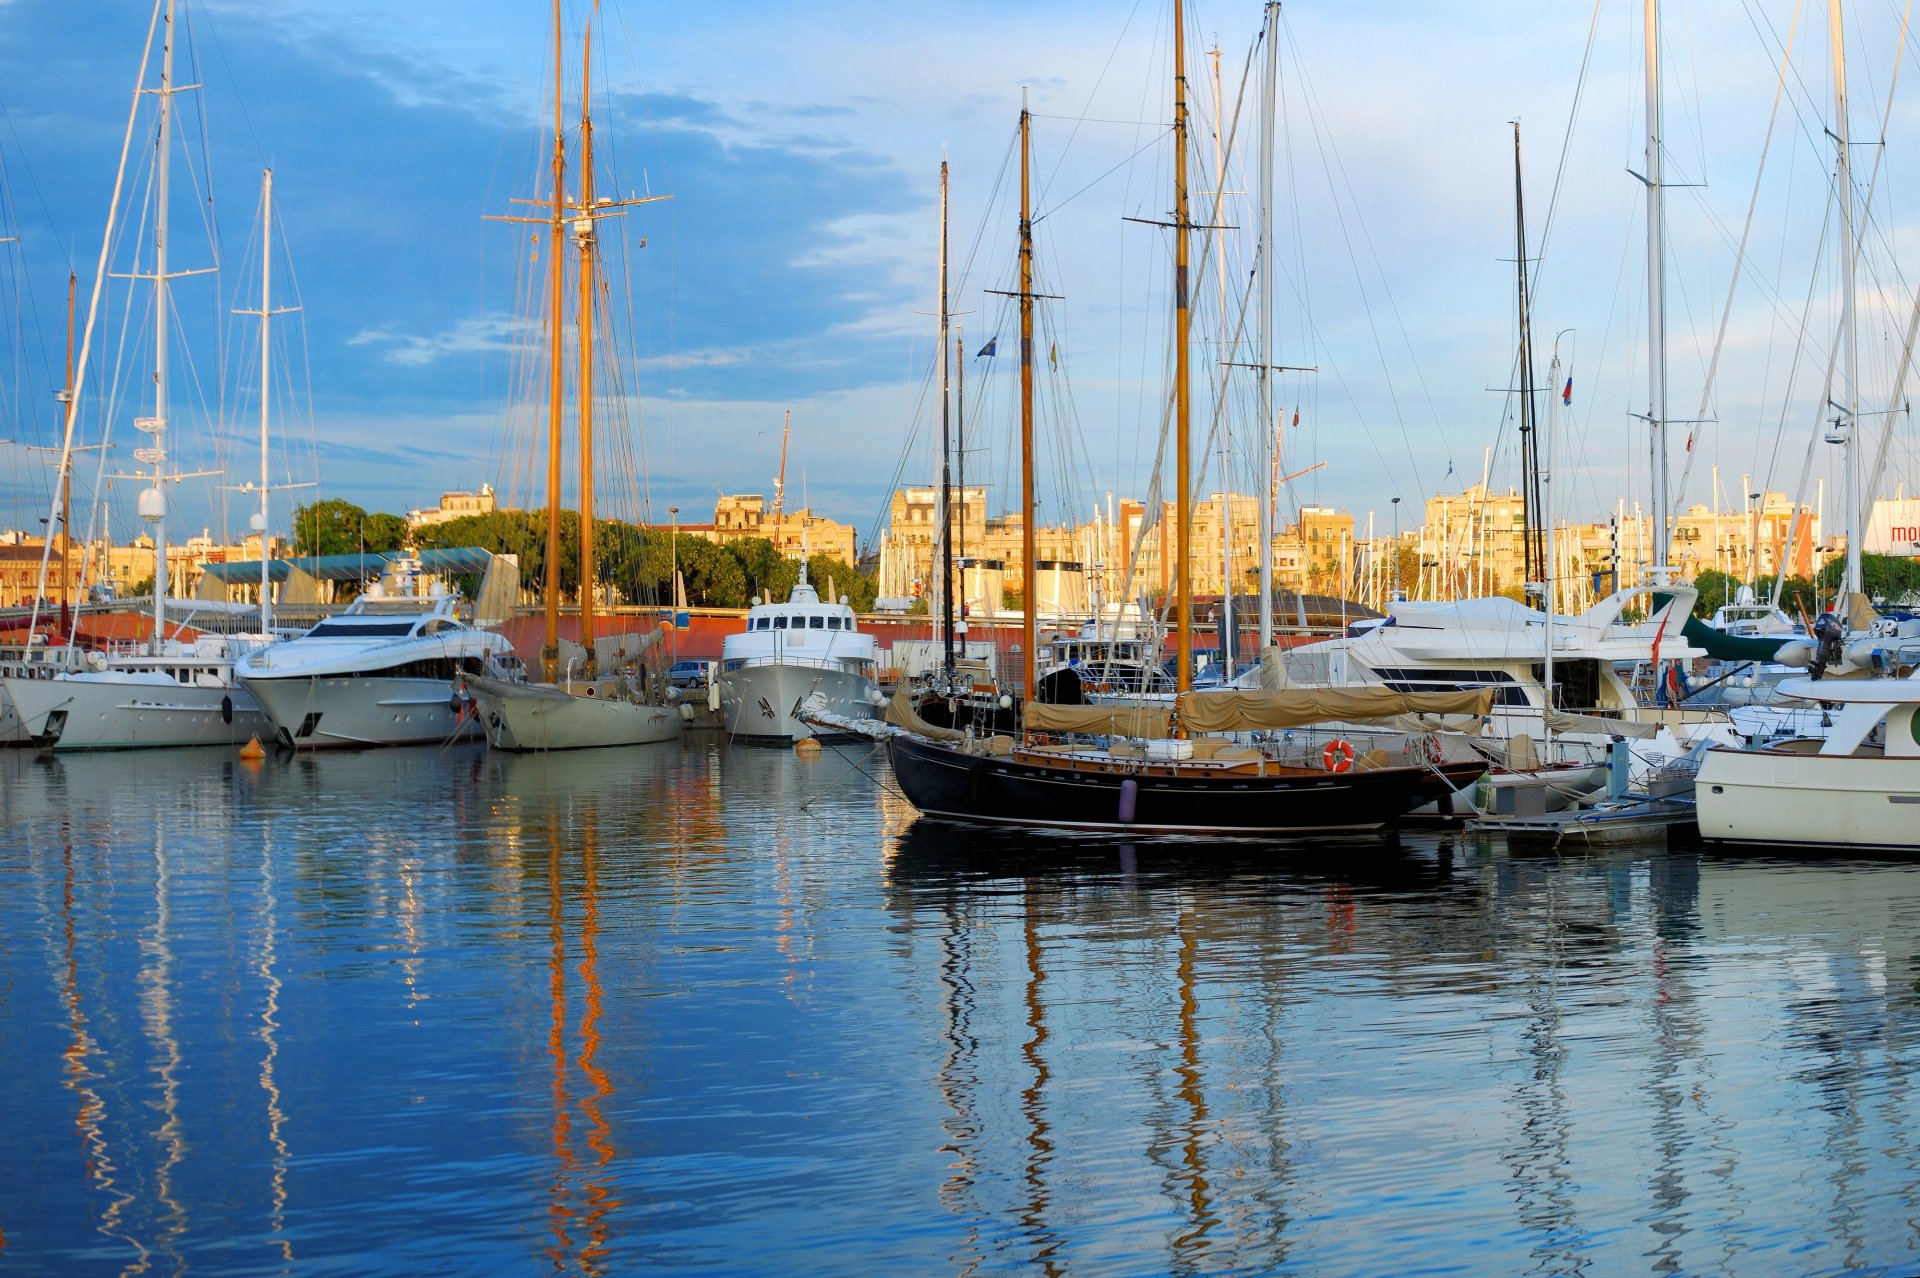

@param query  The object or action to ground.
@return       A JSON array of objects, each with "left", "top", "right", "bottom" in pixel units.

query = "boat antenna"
[{"left": 773, "top": 407, "right": 791, "bottom": 528}]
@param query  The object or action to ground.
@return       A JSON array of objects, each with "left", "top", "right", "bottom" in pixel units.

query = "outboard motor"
[{"left": 1810, "top": 610, "right": 1845, "bottom": 681}]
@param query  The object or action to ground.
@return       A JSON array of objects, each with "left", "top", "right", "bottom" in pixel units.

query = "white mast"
[
  {"left": 238, "top": 169, "right": 289, "bottom": 634},
  {"left": 1257, "top": 1, "right": 1278, "bottom": 650},
  {"left": 1831, "top": 0, "right": 1864, "bottom": 601},
  {"left": 136, "top": 0, "right": 181, "bottom": 652},
  {"left": 1642, "top": 0, "right": 1673, "bottom": 584}
]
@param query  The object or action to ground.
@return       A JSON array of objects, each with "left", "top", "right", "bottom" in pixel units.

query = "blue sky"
[{"left": 1, "top": 0, "right": 1915, "bottom": 557}]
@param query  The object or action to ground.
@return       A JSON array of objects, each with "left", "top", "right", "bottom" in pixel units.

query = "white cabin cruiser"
[
  {"left": 1697, "top": 673, "right": 1920, "bottom": 853},
  {"left": 719, "top": 569, "right": 881, "bottom": 743},
  {"left": 235, "top": 589, "right": 520, "bottom": 748}
]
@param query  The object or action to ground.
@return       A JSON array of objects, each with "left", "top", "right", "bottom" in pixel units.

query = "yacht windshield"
[{"left": 305, "top": 621, "right": 418, "bottom": 638}]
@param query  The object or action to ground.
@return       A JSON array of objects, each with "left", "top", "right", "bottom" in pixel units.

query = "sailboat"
[
  {"left": 0, "top": 0, "right": 275, "bottom": 751},
  {"left": 884, "top": 3, "right": 1486, "bottom": 835},
  {"left": 459, "top": 1, "right": 680, "bottom": 752},
  {"left": 1693, "top": 0, "right": 1920, "bottom": 849}
]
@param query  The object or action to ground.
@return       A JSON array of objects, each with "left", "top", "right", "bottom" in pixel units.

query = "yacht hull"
[
  {"left": 0, "top": 672, "right": 271, "bottom": 750},
  {"left": 1696, "top": 747, "right": 1920, "bottom": 853},
  {"left": 720, "top": 663, "right": 878, "bottom": 744},
  {"left": 887, "top": 733, "right": 1484, "bottom": 834},
  {"left": 464, "top": 674, "right": 682, "bottom": 751},
  {"left": 243, "top": 674, "right": 483, "bottom": 749}
]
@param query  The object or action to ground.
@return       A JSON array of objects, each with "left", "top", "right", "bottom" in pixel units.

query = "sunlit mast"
[
  {"left": 578, "top": 21, "right": 599, "bottom": 662},
  {"left": 1641, "top": 0, "right": 1672, "bottom": 585},
  {"left": 1174, "top": 0, "right": 1193, "bottom": 694},
  {"left": 1831, "top": 0, "right": 1863, "bottom": 602},
  {"left": 1257, "top": 1, "right": 1278, "bottom": 651},
  {"left": 542, "top": 0, "right": 567, "bottom": 679},
  {"left": 234, "top": 169, "right": 302, "bottom": 635},
  {"left": 1019, "top": 100, "right": 1038, "bottom": 702}
]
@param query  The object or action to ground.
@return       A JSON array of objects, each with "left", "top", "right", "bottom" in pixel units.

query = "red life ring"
[{"left": 1322, "top": 739, "right": 1356, "bottom": 773}]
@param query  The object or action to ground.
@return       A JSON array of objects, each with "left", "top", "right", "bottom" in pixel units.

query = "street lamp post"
[
  {"left": 668, "top": 506, "right": 680, "bottom": 662},
  {"left": 1390, "top": 496, "right": 1402, "bottom": 603}
]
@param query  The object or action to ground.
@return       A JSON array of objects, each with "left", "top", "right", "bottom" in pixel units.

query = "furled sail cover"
[
  {"left": 1022, "top": 701, "right": 1174, "bottom": 738},
  {"left": 885, "top": 686, "right": 968, "bottom": 742},
  {"left": 1176, "top": 686, "right": 1494, "bottom": 733}
]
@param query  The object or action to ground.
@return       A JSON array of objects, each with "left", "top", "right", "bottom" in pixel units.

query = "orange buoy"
[{"left": 238, "top": 736, "right": 266, "bottom": 760}]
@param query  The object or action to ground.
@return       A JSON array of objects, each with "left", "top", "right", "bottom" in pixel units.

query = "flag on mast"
[{"left": 976, "top": 337, "right": 997, "bottom": 358}]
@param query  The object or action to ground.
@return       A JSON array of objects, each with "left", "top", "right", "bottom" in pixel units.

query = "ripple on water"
[{"left": 4, "top": 744, "right": 1920, "bottom": 1274}]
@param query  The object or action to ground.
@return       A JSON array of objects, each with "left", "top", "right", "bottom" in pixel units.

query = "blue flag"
[{"left": 976, "top": 337, "right": 998, "bottom": 358}]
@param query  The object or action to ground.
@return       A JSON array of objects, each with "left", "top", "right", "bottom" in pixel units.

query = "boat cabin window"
[
  {"left": 827, "top": 616, "right": 842, "bottom": 630},
  {"left": 773, "top": 616, "right": 788, "bottom": 630},
  {"left": 809, "top": 616, "right": 825, "bottom": 630}
]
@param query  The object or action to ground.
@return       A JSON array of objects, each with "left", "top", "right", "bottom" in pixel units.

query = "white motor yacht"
[
  {"left": 719, "top": 569, "right": 880, "bottom": 743},
  {"left": 1273, "top": 586, "right": 1733, "bottom": 757},
  {"left": 1696, "top": 673, "right": 1920, "bottom": 853},
  {"left": 1, "top": 627, "right": 274, "bottom": 750},
  {"left": 235, "top": 589, "right": 520, "bottom": 749}
]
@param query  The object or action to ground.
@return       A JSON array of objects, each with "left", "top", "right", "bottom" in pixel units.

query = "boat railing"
[{"left": 723, "top": 653, "right": 873, "bottom": 676}]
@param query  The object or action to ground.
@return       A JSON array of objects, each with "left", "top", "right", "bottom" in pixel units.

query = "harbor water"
[{"left": 4, "top": 741, "right": 1920, "bottom": 1276}]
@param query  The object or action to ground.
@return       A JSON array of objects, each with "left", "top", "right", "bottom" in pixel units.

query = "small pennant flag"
[
  {"left": 1048, "top": 341, "right": 1058, "bottom": 369},
  {"left": 1685, "top": 431, "right": 1695, "bottom": 453},
  {"left": 1291, "top": 407, "right": 1301, "bottom": 428},
  {"left": 1561, "top": 377, "right": 1573, "bottom": 405},
  {"left": 976, "top": 337, "right": 998, "bottom": 358}
]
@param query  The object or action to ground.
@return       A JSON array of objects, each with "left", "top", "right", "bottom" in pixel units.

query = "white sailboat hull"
[
  {"left": 464, "top": 674, "right": 682, "bottom": 751},
  {"left": 720, "top": 662, "right": 879, "bottom": 743},
  {"left": 0, "top": 671, "right": 271, "bottom": 750},
  {"left": 243, "top": 674, "right": 483, "bottom": 749},
  {"left": 1696, "top": 748, "right": 1920, "bottom": 853}
]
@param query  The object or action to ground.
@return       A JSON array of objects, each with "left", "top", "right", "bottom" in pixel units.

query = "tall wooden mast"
[
  {"left": 1019, "top": 100, "right": 1037, "bottom": 703},
  {"left": 577, "top": 19, "right": 598, "bottom": 657},
  {"left": 542, "top": 0, "right": 567, "bottom": 680},
  {"left": 1173, "top": 0, "right": 1193, "bottom": 694}
]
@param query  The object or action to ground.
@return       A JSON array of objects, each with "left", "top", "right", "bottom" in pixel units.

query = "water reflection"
[{"left": 4, "top": 747, "right": 1920, "bottom": 1275}]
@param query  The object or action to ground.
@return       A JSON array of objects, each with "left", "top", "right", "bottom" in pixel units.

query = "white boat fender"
[{"left": 1118, "top": 778, "right": 1139, "bottom": 824}]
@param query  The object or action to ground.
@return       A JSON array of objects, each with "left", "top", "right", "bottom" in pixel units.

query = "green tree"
[
  {"left": 1818, "top": 552, "right": 1920, "bottom": 606},
  {"left": 677, "top": 537, "right": 748, "bottom": 608},
  {"left": 727, "top": 537, "right": 798, "bottom": 603},
  {"left": 1689, "top": 568, "right": 1745, "bottom": 618},
  {"left": 804, "top": 553, "right": 877, "bottom": 612},
  {"left": 290, "top": 498, "right": 409, "bottom": 556},
  {"left": 1755, "top": 574, "right": 1820, "bottom": 620}
]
